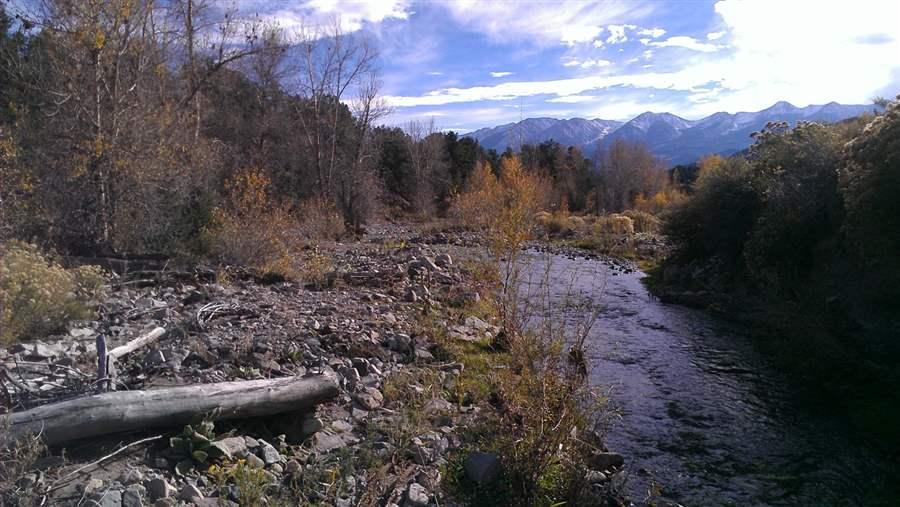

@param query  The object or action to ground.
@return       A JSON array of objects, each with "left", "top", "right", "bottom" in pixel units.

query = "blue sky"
[{"left": 246, "top": 0, "right": 900, "bottom": 132}]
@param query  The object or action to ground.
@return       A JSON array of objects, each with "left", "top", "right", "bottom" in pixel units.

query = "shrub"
[
  {"left": 593, "top": 214, "right": 634, "bottom": 235},
  {"left": 841, "top": 96, "right": 900, "bottom": 308},
  {"left": 0, "top": 241, "right": 106, "bottom": 344},
  {"left": 298, "top": 196, "right": 346, "bottom": 242},
  {"left": 662, "top": 157, "right": 761, "bottom": 267},
  {"left": 622, "top": 209, "right": 660, "bottom": 233},
  {"left": 203, "top": 168, "right": 303, "bottom": 279}
]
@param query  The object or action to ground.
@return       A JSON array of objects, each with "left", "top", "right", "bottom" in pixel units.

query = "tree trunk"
[{"left": 4, "top": 375, "right": 339, "bottom": 446}]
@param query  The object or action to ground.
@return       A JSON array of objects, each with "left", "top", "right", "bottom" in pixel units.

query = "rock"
[
  {"left": 587, "top": 451, "right": 624, "bottom": 471},
  {"left": 464, "top": 452, "right": 501, "bottom": 485},
  {"left": 146, "top": 478, "right": 176, "bottom": 501},
  {"left": 257, "top": 439, "right": 281, "bottom": 465},
  {"left": 122, "top": 485, "right": 146, "bottom": 507},
  {"left": 243, "top": 436, "right": 259, "bottom": 449},
  {"left": 89, "top": 489, "right": 123, "bottom": 507},
  {"left": 178, "top": 484, "right": 203, "bottom": 501},
  {"left": 404, "top": 287, "right": 419, "bottom": 303},
  {"left": 119, "top": 469, "right": 145, "bottom": 485},
  {"left": 405, "top": 482, "right": 429, "bottom": 507},
  {"left": 435, "top": 253, "right": 453, "bottom": 268},
  {"left": 85, "top": 478, "right": 105, "bottom": 495},
  {"left": 270, "top": 463, "right": 283, "bottom": 474},
  {"left": 245, "top": 453, "right": 265, "bottom": 469},
  {"left": 585, "top": 470, "right": 607, "bottom": 484},
  {"left": 423, "top": 398, "right": 453, "bottom": 414},
  {"left": 313, "top": 432, "right": 347, "bottom": 453},
  {"left": 70, "top": 327, "right": 97, "bottom": 339},
  {"left": 387, "top": 334, "right": 412, "bottom": 353},
  {"left": 153, "top": 499, "right": 176, "bottom": 507},
  {"left": 354, "top": 387, "right": 383, "bottom": 410},
  {"left": 211, "top": 437, "right": 249, "bottom": 459}
]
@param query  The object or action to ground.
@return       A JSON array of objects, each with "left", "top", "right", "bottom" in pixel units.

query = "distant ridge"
[{"left": 464, "top": 101, "right": 882, "bottom": 165}]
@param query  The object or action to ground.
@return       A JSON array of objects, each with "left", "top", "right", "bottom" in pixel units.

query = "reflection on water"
[{"left": 519, "top": 250, "right": 893, "bottom": 506}]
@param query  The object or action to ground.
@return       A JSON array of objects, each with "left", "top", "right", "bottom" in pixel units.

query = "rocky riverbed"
[{"left": 1, "top": 225, "right": 627, "bottom": 507}]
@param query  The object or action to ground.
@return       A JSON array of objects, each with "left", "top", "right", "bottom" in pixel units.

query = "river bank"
[
  {"left": 518, "top": 248, "right": 899, "bottom": 505},
  {"left": 1, "top": 226, "right": 627, "bottom": 507}
]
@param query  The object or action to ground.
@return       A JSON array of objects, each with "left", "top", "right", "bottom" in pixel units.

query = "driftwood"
[
  {"left": 4, "top": 375, "right": 339, "bottom": 446},
  {"left": 108, "top": 327, "right": 166, "bottom": 359}
]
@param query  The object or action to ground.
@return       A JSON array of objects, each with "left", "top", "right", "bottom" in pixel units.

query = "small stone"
[
  {"left": 464, "top": 452, "right": 502, "bottom": 485},
  {"left": 435, "top": 253, "right": 453, "bottom": 268},
  {"left": 84, "top": 478, "right": 105, "bottom": 495},
  {"left": 243, "top": 436, "right": 259, "bottom": 449},
  {"left": 404, "top": 288, "right": 419, "bottom": 303},
  {"left": 122, "top": 484, "right": 146, "bottom": 507},
  {"left": 146, "top": 478, "right": 176, "bottom": 501},
  {"left": 245, "top": 453, "right": 265, "bottom": 469},
  {"left": 354, "top": 387, "right": 384, "bottom": 410},
  {"left": 153, "top": 499, "right": 176, "bottom": 507},
  {"left": 586, "top": 470, "right": 607, "bottom": 483},
  {"left": 270, "top": 463, "right": 283, "bottom": 474},
  {"left": 16, "top": 473, "right": 38, "bottom": 489},
  {"left": 119, "top": 469, "right": 145, "bottom": 485},
  {"left": 89, "top": 489, "right": 123, "bottom": 507},
  {"left": 257, "top": 439, "right": 281, "bottom": 465},
  {"left": 313, "top": 432, "right": 347, "bottom": 453},
  {"left": 178, "top": 484, "right": 203, "bottom": 501},
  {"left": 211, "top": 437, "right": 248, "bottom": 459},
  {"left": 405, "top": 482, "right": 429, "bottom": 507},
  {"left": 27, "top": 341, "right": 59, "bottom": 360}
]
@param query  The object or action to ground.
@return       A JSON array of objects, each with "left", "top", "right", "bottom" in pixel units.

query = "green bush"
[
  {"left": 841, "top": 96, "right": 900, "bottom": 309},
  {"left": 0, "top": 241, "right": 106, "bottom": 344},
  {"left": 662, "top": 157, "right": 760, "bottom": 268}
]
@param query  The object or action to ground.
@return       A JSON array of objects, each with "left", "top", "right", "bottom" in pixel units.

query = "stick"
[
  {"left": 46, "top": 434, "right": 163, "bottom": 492},
  {"left": 108, "top": 327, "right": 166, "bottom": 359}
]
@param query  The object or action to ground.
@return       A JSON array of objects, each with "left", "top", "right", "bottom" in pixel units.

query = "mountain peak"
[{"left": 462, "top": 100, "right": 874, "bottom": 164}]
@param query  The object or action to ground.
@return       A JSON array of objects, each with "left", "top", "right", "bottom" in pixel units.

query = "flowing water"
[{"left": 518, "top": 249, "right": 895, "bottom": 506}]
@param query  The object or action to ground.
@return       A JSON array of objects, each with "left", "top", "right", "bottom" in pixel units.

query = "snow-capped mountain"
[{"left": 464, "top": 101, "right": 881, "bottom": 165}]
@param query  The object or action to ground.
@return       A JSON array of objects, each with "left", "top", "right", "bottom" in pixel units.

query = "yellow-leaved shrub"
[
  {"left": 202, "top": 169, "right": 302, "bottom": 279},
  {"left": 0, "top": 241, "right": 106, "bottom": 344}
]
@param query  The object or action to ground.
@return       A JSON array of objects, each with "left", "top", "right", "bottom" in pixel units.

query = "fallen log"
[{"left": 3, "top": 375, "right": 339, "bottom": 446}]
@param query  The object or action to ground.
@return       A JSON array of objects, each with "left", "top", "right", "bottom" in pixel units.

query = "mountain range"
[{"left": 464, "top": 101, "right": 881, "bottom": 165}]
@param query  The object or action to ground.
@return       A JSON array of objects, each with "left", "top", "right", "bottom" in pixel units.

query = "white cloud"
[
  {"left": 435, "top": 1, "right": 655, "bottom": 46},
  {"left": 562, "top": 58, "right": 612, "bottom": 69},
  {"left": 707, "top": 30, "right": 727, "bottom": 40},
  {"left": 427, "top": 71, "right": 444, "bottom": 76},
  {"left": 592, "top": 39, "right": 605, "bottom": 48},
  {"left": 637, "top": 27, "right": 666, "bottom": 38},
  {"left": 647, "top": 36, "right": 720, "bottom": 52},
  {"left": 239, "top": 0, "right": 411, "bottom": 33},
  {"left": 490, "top": 71, "right": 514, "bottom": 78},
  {"left": 580, "top": 59, "right": 612, "bottom": 69},
  {"left": 605, "top": 24, "right": 636, "bottom": 44},
  {"left": 547, "top": 95, "right": 599, "bottom": 103}
]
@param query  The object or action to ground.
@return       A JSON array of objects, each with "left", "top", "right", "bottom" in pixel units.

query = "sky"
[{"left": 246, "top": 0, "right": 900, "bottom": 132}]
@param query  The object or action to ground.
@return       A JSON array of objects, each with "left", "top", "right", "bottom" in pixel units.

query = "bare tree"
[
  {"left": 404, "top": 117, "right": 447, "bottom": 214},
  {"left": 292, "top": 19, "right": 378, "bottom": 197}
]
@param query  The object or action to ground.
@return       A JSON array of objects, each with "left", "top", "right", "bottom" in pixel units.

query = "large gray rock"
[
  {"left": 354, "top": 387, "right": 383, "bottom": 410},
  {"left": 177, "top": 484, "right": 203, "bottom": 501},
  {"left": 89, "top": 489, "right": 123, "bottom": 507},
  {"left": 464, "top": 452, "right": 501, "bottom": 485}
]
